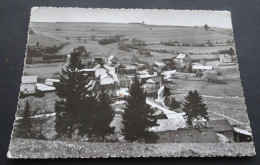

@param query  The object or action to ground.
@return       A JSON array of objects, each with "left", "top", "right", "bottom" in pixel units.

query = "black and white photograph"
[{"left": 7, "top": 8, "right": 255, "bottom": 158}]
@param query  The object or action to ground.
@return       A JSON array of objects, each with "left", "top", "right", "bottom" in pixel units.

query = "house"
[
  {"left": 173, "top": 54, "right": 192, "bottom": 72},
  {"left": 196, "top": 119, "right": 234, "bottom": 141},
  {"left": 152, "top": 61, "right": 166, "bottom": 71},
  {"left": 100, "top": 73, "right": 114, "bottom": 85},
  {"left": 157, "top": 85, "right": 171, "bottom": 101},
  {"left": 101, "top": 84, "right": 119, "bottom": 97},
  {"left": 146, "top": 77, "right": 163, "bottom": 89},
  {"left": 147, "top": 67, "right": 160, "bottom": 76},
  {"left": 45, "top": 79, "right": 60, "bottom": 87},
  {"left": 107, "top": 55, "right": 119, "bottom": 65},
  {"left": 86, "top": 79, "right": 119, "bottom": 98},
  {"left": 137, "top": 75, "right": 154, "bottom": 84},
  {"left": 150, "top": 113, "right": 186, "bottom": 132},
  {"left": 192, "top": 65, "right": 213, "bottom": 76},
  {"left": 118, "top": 67, "right": 136, "bottom": 75},
  {"left": 156, "top": 128, "right": 220, "bottom": 143},
  {"left": 219, "top": 54, "right": 232, "bottom": 63},
  {"left": 95, "top": 67, "right": 107, "bottom": 78},
  {"left": 20, "top": 76, "right": 37, "bottom": 94},
  {"left": 162, "top": 59, "right": 175, "bottom": 70},
  {"left": 118, "top": 75, "right": 132, "bottom": 88},
  {"left": 233, "top": 127, "right": 253, "bottom": 142},
  {"left": 26, "top": 53, "right": 43, "bottom": 64},
  {"left": 79, "top": 68, "right": 96, "bottom": 77},
  {"left": 119, "top": 58, "right": 137, "bottom": 66}
]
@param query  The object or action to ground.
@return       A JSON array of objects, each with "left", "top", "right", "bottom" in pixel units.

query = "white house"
[
  {"left": 192, "top": 65, "right": 213, "bottom": 76},
  {"left": 45, "top": 79, "right": 60, "bottom": 86},
  {"left": 95, "top": 67, "right": 107, "bottom": 78},
  {"left": 20, "top": 76, "right": 37, "bottom": 94},
  {"left": 100, "top": 73, "right": 114, "bottom": 85},
  {"left": 219, "top": 54, "right": 232, "bottom": 63}
]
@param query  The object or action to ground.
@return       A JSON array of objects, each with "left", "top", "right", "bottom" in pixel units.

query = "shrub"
[{"left": 98, "top": 35, "right": 123, "bottom": 45}]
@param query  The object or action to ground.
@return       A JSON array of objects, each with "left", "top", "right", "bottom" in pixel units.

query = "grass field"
[{"left": 8, "top": 138, "right": 255, "bottom": 158}]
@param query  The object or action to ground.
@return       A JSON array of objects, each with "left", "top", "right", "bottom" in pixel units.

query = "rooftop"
[
  {"left": 197, "top": 119, "right": 234, "bottom": 132},
  {"left": 192, "top": 65, "right": 213, "bottom": 70},
  {"left": 22, "top": 76, "right": 37, "bottom": 84}
]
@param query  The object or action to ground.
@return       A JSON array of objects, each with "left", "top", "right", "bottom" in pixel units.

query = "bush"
[
  {"left": 202, "top": 70, "right": 218, "bottom": 82},
  {"left": 98, "top": 35, "right": 123, "bottom": 45}
]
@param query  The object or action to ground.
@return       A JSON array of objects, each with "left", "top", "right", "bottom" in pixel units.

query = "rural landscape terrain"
[{"left": 8, "top": 21, "right": 254, "bottom": 158}]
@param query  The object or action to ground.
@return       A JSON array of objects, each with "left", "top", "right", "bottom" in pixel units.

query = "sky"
[{"left": 30, "top": 7, "right": 232, "bottom": 28}]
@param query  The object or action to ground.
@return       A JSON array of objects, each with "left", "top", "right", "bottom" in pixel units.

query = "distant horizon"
[
  {"left": 30, "top": 8, "right": 232, "bottom": 29},
  {"left": 30, "top": 21, "right": 231, "bottom": 29}
]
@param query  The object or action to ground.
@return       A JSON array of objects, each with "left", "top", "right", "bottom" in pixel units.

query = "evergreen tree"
[
  {"left": 182, "top": 90, "right": 209, "bottom": 126},
  {"left": 169, "top": 97, "right": 181, "bottom": 109},
  {"left": 55, "top": 49, "right": 88, "bottom": 138},
  {"left": 18, "top": 99, "right": 33, "bottom": 138},
  {"left": 122, "top": 77, "right": 158, "bottom": 142},
  {"left": 92, "top": 89, "right": 115, "bottom": 141}
]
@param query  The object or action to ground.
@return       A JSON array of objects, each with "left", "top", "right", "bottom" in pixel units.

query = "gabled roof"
[
  {"left": 22, "top": 76, "right": 37, "bottom": 84},
  {"left": 219, "top": 54, "right": 231, "bottom": 59},
  {"left": 192, "top": 65, "right": 213, "bottom": 70},
  {"left": 108, "top": 55, "right": 119, "bottom": 62},
  {"left": 146, "top": 77, "right": 162, "bottom": 83},
  {"left": 156, "top": 128, "right": 220, "bottom": 143},
  {"left": 197, "top": 119, "right": 234, "bottom": 132},
  {"left": 148, "top": 67, "right": 159, "bottom": 72},
  {"left": 153, "top": 61, "right": 166, "bottom": 67},
  {"left": 100, "top": 73, "right": 113, "bottom": 80},
  {"left": 175, "top": 54, "right": 187, "bottom": 59}
]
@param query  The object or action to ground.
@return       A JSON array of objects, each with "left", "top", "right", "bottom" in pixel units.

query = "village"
[{"left": 20, "top": 49, "right": 252, "bottom": 143}]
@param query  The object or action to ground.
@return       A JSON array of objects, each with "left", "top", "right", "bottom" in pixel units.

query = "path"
[{"left": 146, "top": 98, "right": 176, "bottom": 114}]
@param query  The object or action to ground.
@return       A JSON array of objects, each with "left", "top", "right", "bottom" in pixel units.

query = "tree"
[
  {"left": 228, "top": 48, "right": 235, "bottom": 55},
  {"left": 36, "top": 41, "right": 40, "bottom": 47},
  {"left": 77, "top": 96, "right": 97, "bottom": 141},
  {"left": 122, "top": 77, "right": 158, "bottom": 142},
  {"left": 169, "top": 98, "right": 181, "bottom": 109},
  {"left": 207, "top": 40, "right": 213, "bottom": 47},
  {"left": 92, "top": 89, "right": 115, "bottom": 141},
  {"left": 182, "top": 90, "right": 209, "bottom": 126},
  {"left": 204, "top": 24, "right": 209, "bottom": 31},
  {"left": 55, "top": 49, "right": 88, "bottom": 138},
  {"left": 16, "top": 99, "right": 33, "bottom": 138},
  {"left": 202, "top": 70, "right": 218, "bottom": 83}
]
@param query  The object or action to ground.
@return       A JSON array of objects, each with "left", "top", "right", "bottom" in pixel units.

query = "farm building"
[
  {"left": 26, "top": 53, "right": 43, "bottom": 64},
  {"left": 152, "top": 61, "right": 166, "bottom": 71},
  {"left": 233, "top": 127, "right": 253, "bottom": 142},
  {"left": 137, "top": 75, "right": 154, "bottom": 84},
  {"left": 162, "top": 58, "right": 175, "bottom": 70},
  {"left": 174, "top": 54, "right": 192, "bottom": 72},
  {"left": 196, "top": 119, "right": 234, "bottom": 141},
  {"left": 105, "top": 63, "right": 125, "bottom": 74},
  {"left": 95, "top": 67, "right": 107, "bottom": 78},
  {"left": 156, "top": 128, "right": 220, "bottom": 143},
  {"left": 107, "top": 55, "right": 119, "bottom": 65},
  {"left": 119, "top": 58, "right": 137, "bottom": 66},
  {"left": 36, "top": 83, "right": 55, "bottom": 92},
  {"left": 20, "top": 76, "right": 37, "bottom": 94},
  {"left": 146, "top": 77, "right": 162, "bottom": 89},
  {"left": 45, "top": 79, "right": 60, "bottom": 87},
  {"left": 192, "top": 65, "right": 213, "bottom": 76},
  {"left": 147, "top": 67, "right": 160, "bottom": 76},
  {"left": 219, "top": 54, "right": 232, "bottom": 63}
]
